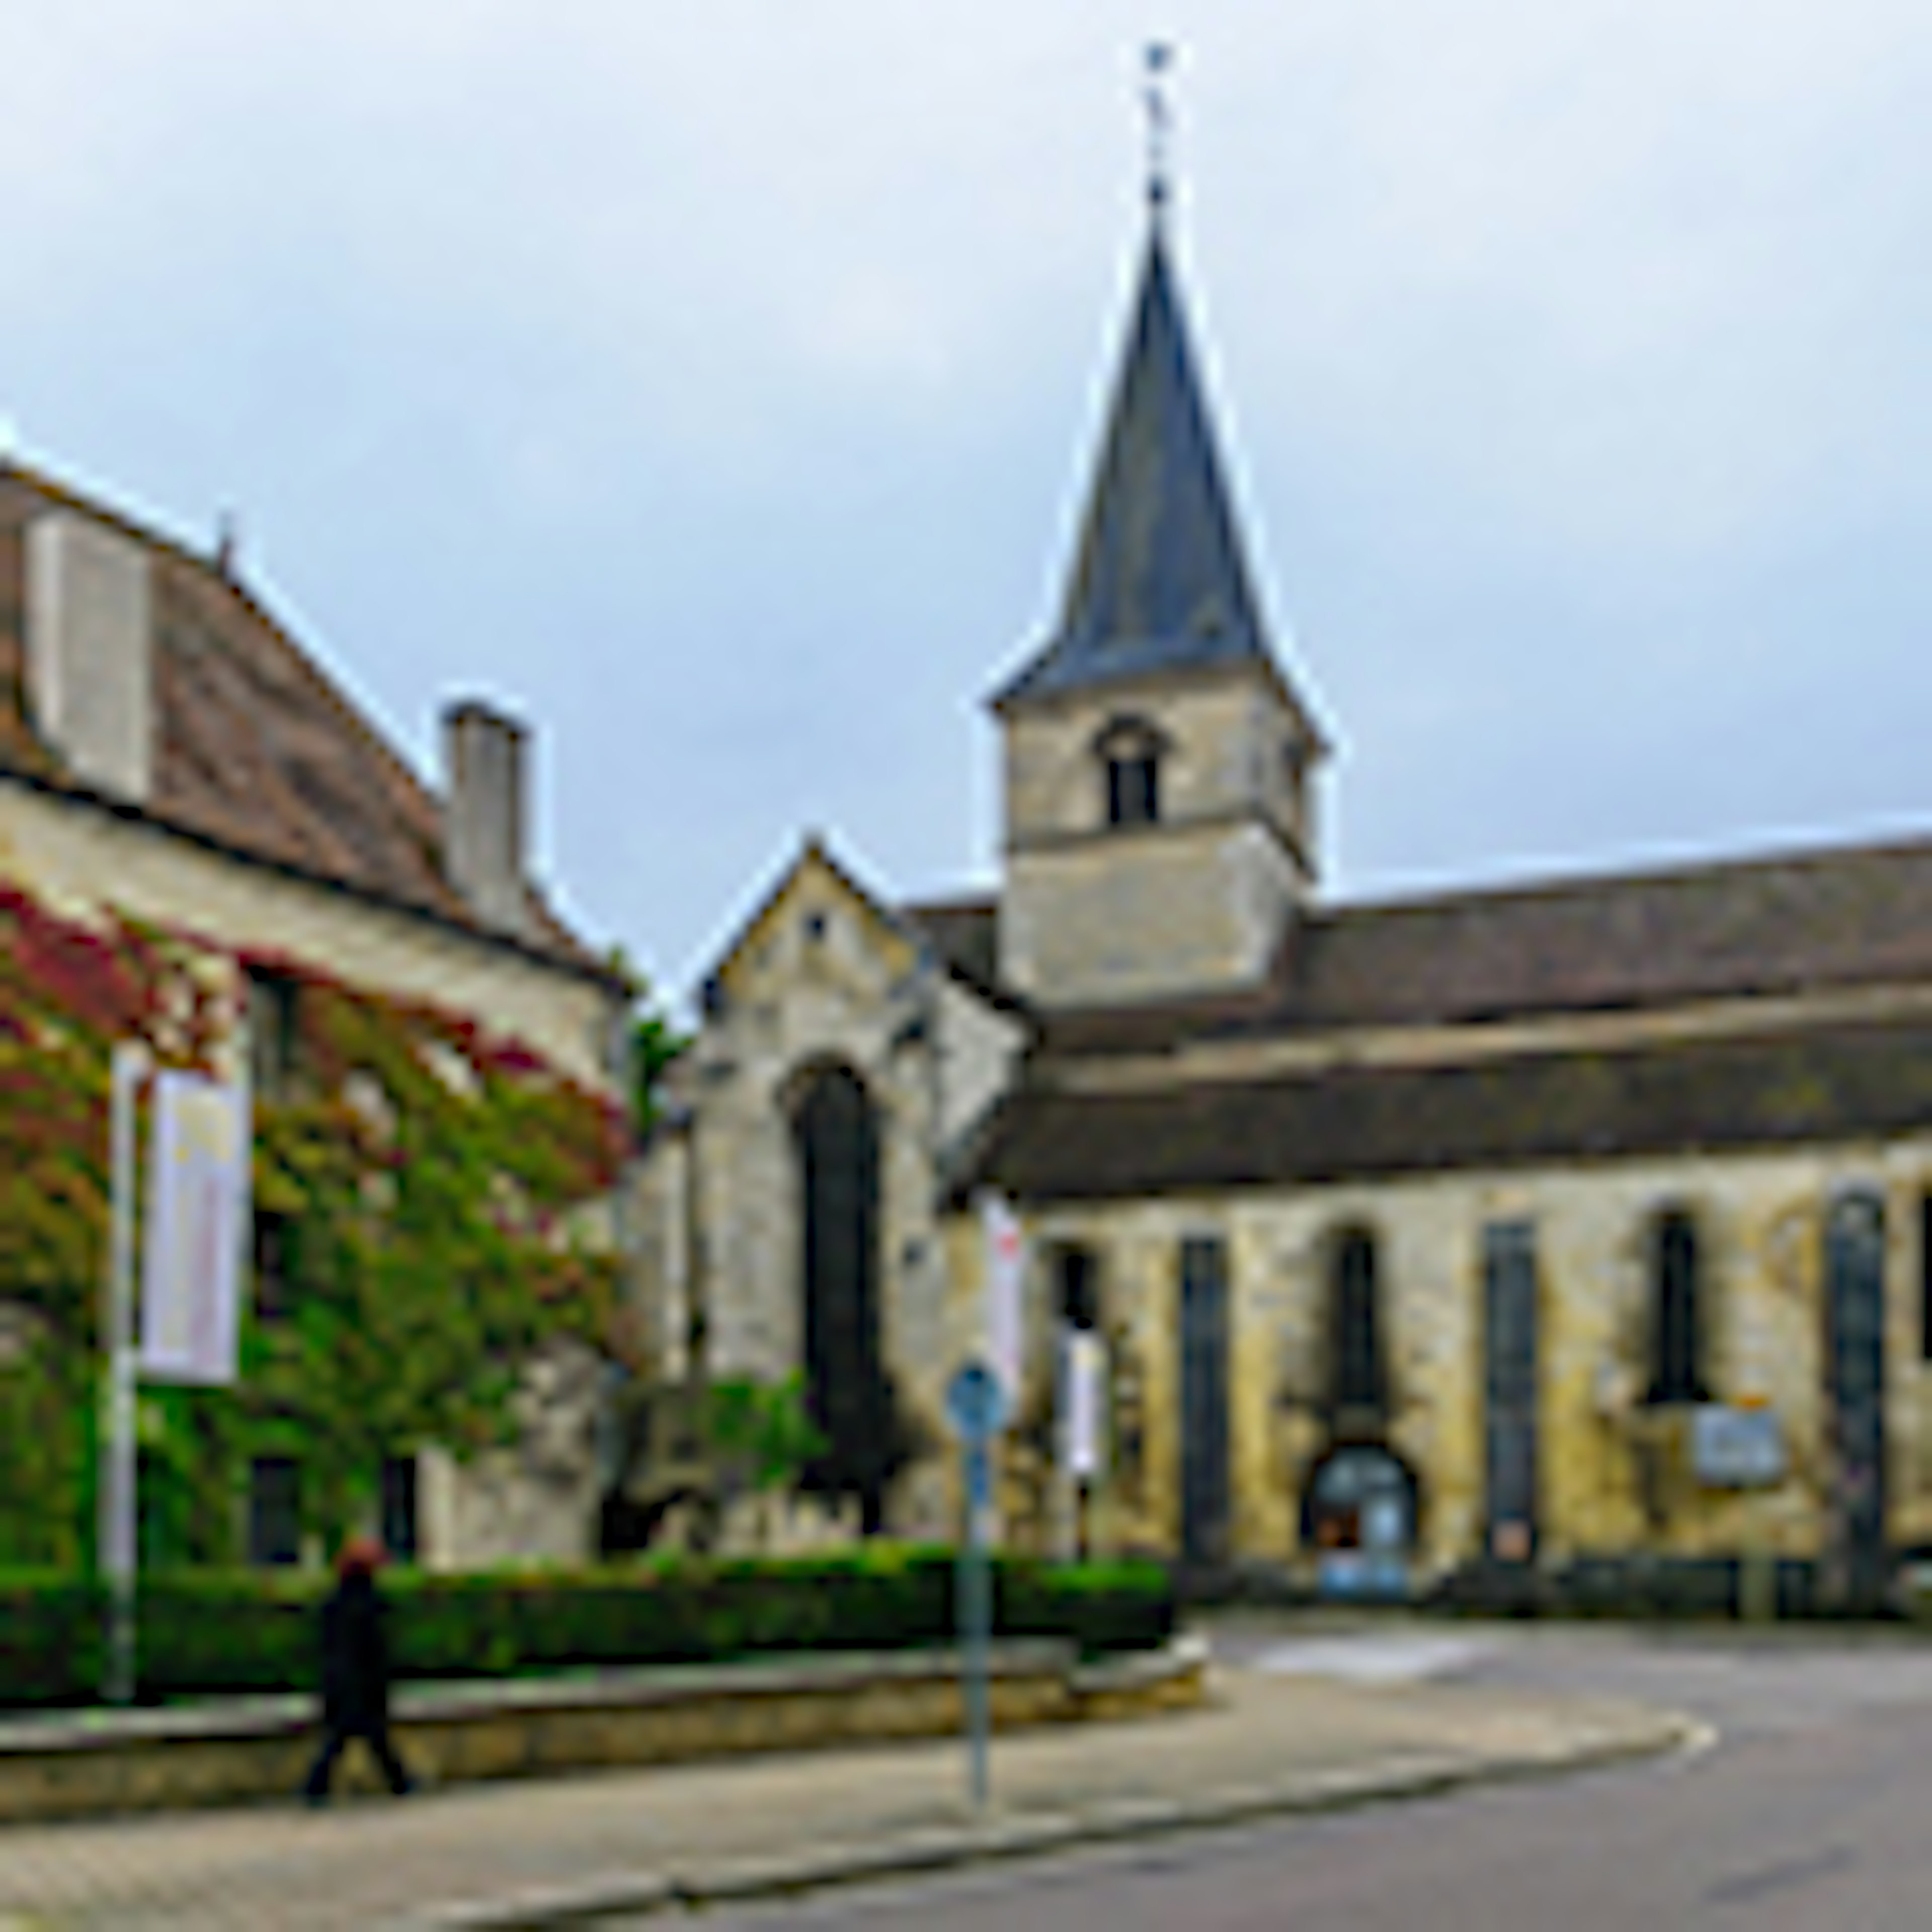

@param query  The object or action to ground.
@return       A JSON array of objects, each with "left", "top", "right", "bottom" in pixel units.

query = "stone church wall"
[
  {"left": 634, "top": 850, "right": 1028, "bottom": 1544},
  {"left": 933, "top": 976, "right": 1025, "bottom": 1151},
  {"left": 942, "top": 1136, "right": 1932, "bottom": 1581},
  {"left": 999, "top": 669, "right": 1310, "bottom": 1007},
  {"left": 1002, "top": 674, "right": 1307, "bottom": 855},
  {"left": 1004, "top": 820, "right": 1299, "bottom": 1007}
]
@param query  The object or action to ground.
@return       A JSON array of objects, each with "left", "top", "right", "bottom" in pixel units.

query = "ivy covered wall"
[{"left": 0, "top": 879, "right": 632, "bottom": 1568}]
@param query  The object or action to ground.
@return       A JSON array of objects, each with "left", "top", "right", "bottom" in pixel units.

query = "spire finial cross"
[{"left": 1143, "top": 42, "right": 1176, "bottom": 218}]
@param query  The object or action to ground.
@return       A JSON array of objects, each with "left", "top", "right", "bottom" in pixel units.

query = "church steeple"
[
  {"left": 992, "top": 99, "right": 1329, "bottom": 1010},
  {"left": 993, "top": 220, "right": 1277, "bottom": 712}
]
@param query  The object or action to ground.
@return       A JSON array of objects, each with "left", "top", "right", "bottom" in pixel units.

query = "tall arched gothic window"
[
  {"left": 793, "top": 1064, "right": 897, "bottom": 1532},
  {"left": 1646, "top": 1208, "right": 1708, "bottom": 1405}
]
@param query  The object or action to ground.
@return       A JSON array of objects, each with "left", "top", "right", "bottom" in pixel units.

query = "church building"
[{"left": 639, "top": 185, "right": 1932, "bottom": 1609}]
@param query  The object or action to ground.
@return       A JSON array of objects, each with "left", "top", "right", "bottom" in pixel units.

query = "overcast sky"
[{"left": 4, "top": 4, "right": 1928, "bottom": 1013}]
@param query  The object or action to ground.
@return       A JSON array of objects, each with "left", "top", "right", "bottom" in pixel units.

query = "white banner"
[
  {"left": 1061, "top": 1330, "right": 1106, "bottom": 1478},
  {"left": 980, "top": 1192, "right": 1026, "bottom": 1412},
  {"left": 139, "top": 1070, "right": 248, "bottom": 1385}
]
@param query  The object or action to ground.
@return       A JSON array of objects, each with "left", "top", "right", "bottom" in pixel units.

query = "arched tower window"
[
  {"left": 1328, "top": 1227, "right": 1388, "bottom": 1425},
  {"left": 1095, "top": 715, "right": 1167, "bottom": 829},
  {"left": 792, "top": 1064, "right": 896, "bottom": 1532},
  {"left": 1645, "top": 1208, "right": 1708, "bottom": 1405}
]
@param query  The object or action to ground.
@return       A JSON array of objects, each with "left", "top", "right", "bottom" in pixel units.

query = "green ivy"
[
  {"left": 0, "top": 882, "right": 632, "bottom": 1565},
  {"left": 707, "top": 1373, "right": 828, "bottom": 1546},
  {"left": 0, "top": 1330, "right": 88, "bottom": 1568}
]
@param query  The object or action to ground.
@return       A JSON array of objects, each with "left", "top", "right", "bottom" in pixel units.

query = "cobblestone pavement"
[{"left": 0, "top": 1660, "right": 1688, "bottom": 1930}]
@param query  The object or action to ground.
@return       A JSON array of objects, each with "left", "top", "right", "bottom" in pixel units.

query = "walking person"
[{"left": 301, "top": 1535, "right": 415, "bottom": 1804}]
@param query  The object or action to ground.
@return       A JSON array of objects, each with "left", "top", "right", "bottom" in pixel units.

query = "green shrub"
[
  {"left": 0, "top": 1572, "right": 101, "bottom": 1705},
  {"left": 0, "top": 1548, "right": 1175, "bottom": 1708}
]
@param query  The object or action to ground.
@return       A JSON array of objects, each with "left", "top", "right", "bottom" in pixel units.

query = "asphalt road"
[{"left": 681, "top": 1621, "right": 1932, "bottom": 1930}]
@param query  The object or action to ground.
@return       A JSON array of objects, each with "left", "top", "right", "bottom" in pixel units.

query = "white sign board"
[
  {"left": 1061, "top": 1330, "right": 1106, "bottom": 1478},
  {"left": 980, "top": 1192, "right": 1025, "bottom": 1411},
  {"left": 139, "top": 1071, "right": 248, "bottom": 1385},
  {"left": 1692, "top": 1404, "right": 1786, "bottom": 1489}
]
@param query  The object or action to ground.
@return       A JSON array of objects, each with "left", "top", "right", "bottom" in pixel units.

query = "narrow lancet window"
[
  {"left": 1328, "top": 1227, "right": 1388, "bottom": 1424},
  {"left": 1646, "top": 1209, "right": 1708, "bottom": 1405}
]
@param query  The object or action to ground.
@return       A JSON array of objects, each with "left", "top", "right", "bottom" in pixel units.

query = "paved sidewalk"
[{"left": 0, "top": 1664, "right": 1700, "bottom": 1931}]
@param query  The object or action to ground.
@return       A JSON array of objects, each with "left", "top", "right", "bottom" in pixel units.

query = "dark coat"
[{"left": 318, "top": 1571, "right": 391, "bottom": 1728}]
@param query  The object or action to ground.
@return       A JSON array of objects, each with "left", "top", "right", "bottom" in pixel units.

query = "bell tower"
[{"left": 993, "top": 125, "right": 1327, "bottom": 1009}]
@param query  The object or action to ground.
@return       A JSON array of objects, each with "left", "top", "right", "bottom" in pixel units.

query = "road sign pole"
[
  {"left": 945, "top": 1357, "right": 1008, "bottom": 1816},
  {"left": 962, "top": 1436, "right": 991, "bottom": 1811}
]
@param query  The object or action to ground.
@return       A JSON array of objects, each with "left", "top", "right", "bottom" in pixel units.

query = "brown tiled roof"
[
  {"left": 960, "top": 1014, "right": 1932, "bottom": 1204},
  {"left": 1038, "top": 838, "right": 1932, "bottom": 1055},
  {"left": 0, "top": 464, "right": 612, "bottom": 982}
]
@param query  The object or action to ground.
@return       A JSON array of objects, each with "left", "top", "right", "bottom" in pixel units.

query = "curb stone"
[
  {"left": 409, "top": 1711, "right": 1705, "bottom": 1928},
  {"left": 688, "top": 1816, "right": 1087, "bottom": 1904},
  {"left": 408, "top": 1874, "right": 679, "bottom": 1930}
]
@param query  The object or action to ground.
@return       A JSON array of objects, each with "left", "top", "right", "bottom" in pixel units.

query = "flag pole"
[{"left": 102, "top": 1041, "right": 146, "bottom": 1706}]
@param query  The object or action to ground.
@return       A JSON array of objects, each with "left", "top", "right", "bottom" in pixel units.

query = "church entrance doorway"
[
  {"left": 1823, "top": 1187, "right": 1888, "bottom": 1613},
  {"left": 793, "top": 1064, "right": 895, "bottom": 1533},
  {"left": 1306, "top": 1444, "right": 1417, "bottom": 1600}
]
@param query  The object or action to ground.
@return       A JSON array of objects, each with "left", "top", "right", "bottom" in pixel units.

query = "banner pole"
[{"left": 103, "top": 1042, "right": 144, "bottom": 1706}]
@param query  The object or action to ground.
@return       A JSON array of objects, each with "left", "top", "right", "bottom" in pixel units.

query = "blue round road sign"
[{"left": 945, "top": 1359, "right": 1009, "bottom": 1442}]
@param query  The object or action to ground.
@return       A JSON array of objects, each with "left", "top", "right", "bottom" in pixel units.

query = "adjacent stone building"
[
  {"left": 0, "top": 460, "right": 634, "bottom": 1571},
  {"left": 638, "top": 193, "right": 1932, "bottom": 1609}
]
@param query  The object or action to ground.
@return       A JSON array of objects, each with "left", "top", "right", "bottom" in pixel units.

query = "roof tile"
[
  {"left": 964, "top": 1014, "right": 1932, "bottom": 1203},
  {"left": 0, "top": 464, "right": 607, "bottom": 979}
]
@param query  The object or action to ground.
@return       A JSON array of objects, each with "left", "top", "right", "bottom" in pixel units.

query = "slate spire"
[{"left": 994, "top": 207, "right": 1280, "bottom": 710}]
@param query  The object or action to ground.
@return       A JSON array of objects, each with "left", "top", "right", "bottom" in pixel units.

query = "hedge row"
[{"left": 0, "top": 1548, "right": 1176, "bottom": 1709}]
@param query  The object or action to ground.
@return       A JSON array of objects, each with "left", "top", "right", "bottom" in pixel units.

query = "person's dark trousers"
[{"left": 301, "top": 1717, "right": 413, "bottom": 1801}]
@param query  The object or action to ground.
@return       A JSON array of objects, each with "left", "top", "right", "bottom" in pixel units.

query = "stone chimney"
[
  {"left": 25, "top": 511, "right": 153, "bottom": 803},
  {"left": 442, "top": 700, "right": 531, "bottom": 937}
]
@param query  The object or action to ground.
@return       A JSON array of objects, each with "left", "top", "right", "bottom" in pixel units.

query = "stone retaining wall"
[{"left": 0, "top": 1638, "right": 1207, "bottom": 1825}]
